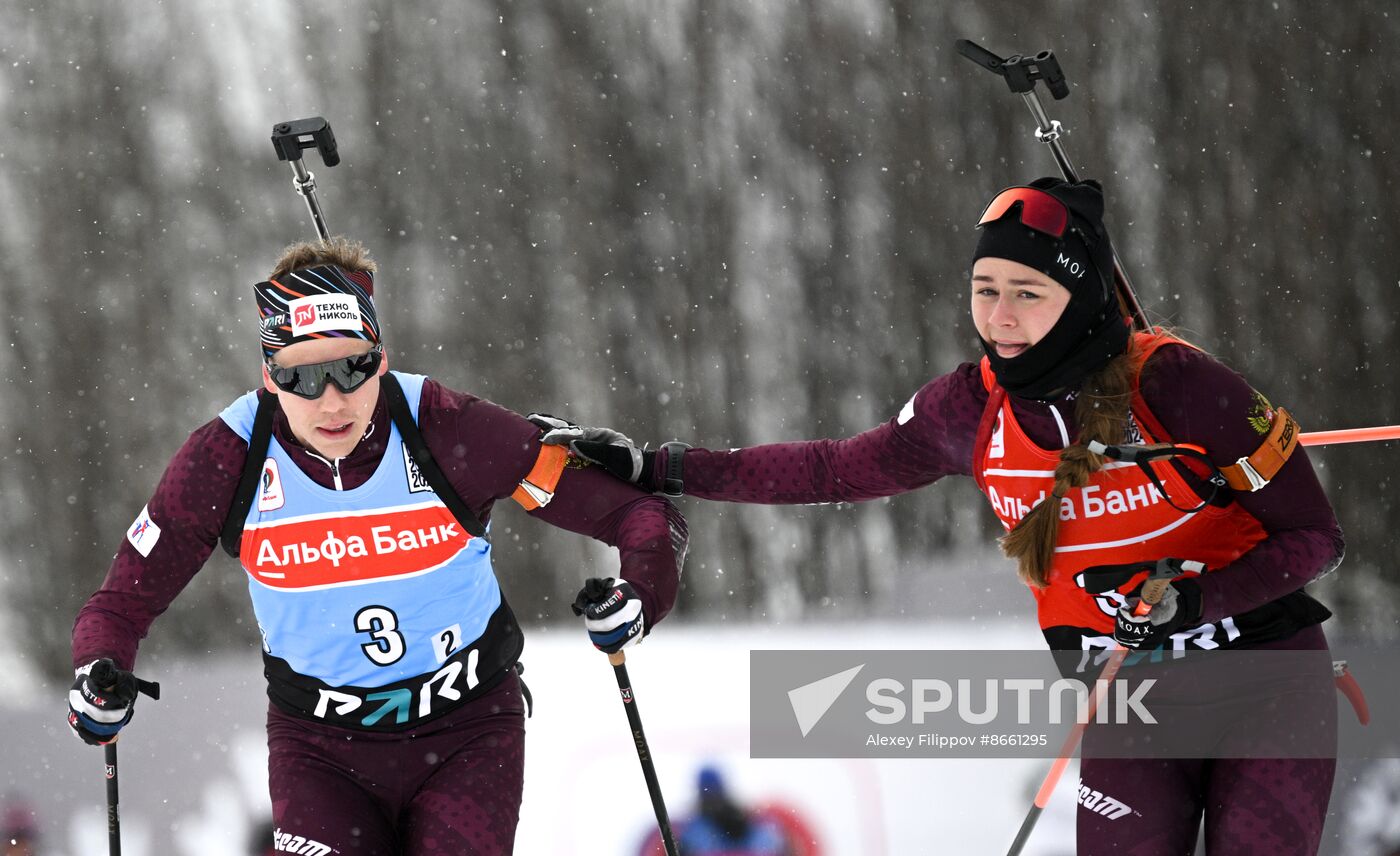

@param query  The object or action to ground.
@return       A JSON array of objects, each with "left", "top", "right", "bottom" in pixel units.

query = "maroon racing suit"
[
  {"left": 654, "top": 343, "right": 1341, "bottom": 855},
  {"left": 73, "top": 378, "right": 687, "bottom": 855}
]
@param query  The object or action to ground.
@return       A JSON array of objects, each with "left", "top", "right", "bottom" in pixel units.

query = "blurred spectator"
[
  {"left": 639, "top": 765, "right": 821, "bottom": 856},
  {"left": 1, "top": 799, "right": 37, "bottom": 856}
]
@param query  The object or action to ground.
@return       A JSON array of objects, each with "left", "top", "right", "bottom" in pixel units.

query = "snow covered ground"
[{"left": 6, "top": 620, "right": 1396, "bottom": 854}]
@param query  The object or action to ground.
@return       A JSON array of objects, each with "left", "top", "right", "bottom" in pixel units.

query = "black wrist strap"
[{"left": 660, "top": 442, "right": 689, "bottom": 497}]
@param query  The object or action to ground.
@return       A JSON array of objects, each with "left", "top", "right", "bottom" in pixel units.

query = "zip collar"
[
  {"left": 269, "top": 392, "right": 391, "bottom": 492},
  {"left": 301, "top": 420, "right": 378, "bottom": 491},
  {"left": 304, "top": 449, "right": 348, "bottom": 491}
]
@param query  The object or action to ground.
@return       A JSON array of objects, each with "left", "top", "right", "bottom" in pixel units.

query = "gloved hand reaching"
[
  {"left": 67, "top": 658, "right": 160, "bottom": 746},
  {"left": 572, "top": 577, "right": 647, "bottom": 654},
  {"left": 528, "top": 413, "right": 658, "bottom": 490}
]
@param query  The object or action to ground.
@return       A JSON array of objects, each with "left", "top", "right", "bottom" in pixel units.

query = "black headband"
[{"left": 252, "top": 265, "right": 381, "bottom": 360}]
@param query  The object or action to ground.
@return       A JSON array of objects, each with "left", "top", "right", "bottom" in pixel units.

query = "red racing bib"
[{"left": 972, "top": 334, "right": 1268, "bottom": 649}]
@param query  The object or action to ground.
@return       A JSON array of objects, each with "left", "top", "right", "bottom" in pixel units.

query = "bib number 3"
[{"left": 355, "top": 606, "right": 406, "bottom": 666}]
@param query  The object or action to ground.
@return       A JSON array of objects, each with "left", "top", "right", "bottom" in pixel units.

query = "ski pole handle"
[
  {"left": 1131, "top": 558, "right": 1204, "bottom": 617},
  {"left": 1132, "top": 579, "right": 1171, "bottom": 617},
  {"left": 1131, "top": 571, "right": 1174, "bottom": 617}
]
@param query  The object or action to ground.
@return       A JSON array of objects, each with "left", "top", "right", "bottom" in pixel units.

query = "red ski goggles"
[{"left": 977, "top": 186, "right": 1070, "bottom": 238}]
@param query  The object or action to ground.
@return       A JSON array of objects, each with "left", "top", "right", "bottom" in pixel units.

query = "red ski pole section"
[
  {"left": 1335, "top": 666, "right": 1371, "bottom": 726},
  {"left": 1300, "top": 425, "right": 1400, "bottom": 446},
  {"left": 1033, "top": 647, "right": 1128, "bottom": 809}
]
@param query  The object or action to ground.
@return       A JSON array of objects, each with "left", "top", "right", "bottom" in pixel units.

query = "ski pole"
[
  {"left": 607, "top": 651, "right": 679, "bottom": 856},
  {"left": 88, "top": 661, "right": 159, "bottom": 856},
  {"left": 1006, "top": 647, "right": 1127, "bottom": 856},
  {"left": 1006, "top": 561, "right": 1182, "bottom": 856},
  {"left": 270, "top": 117, "right": 340, "bottom": 241},
  {"left": 956, "top": 39, "right": 1151, "bottom": 332},
  {"left": 105, "top": 742, "right": 121, "bottom": 856},
  {"left": 1299, "top": 424, "right": 1400, "bottom": 446}
]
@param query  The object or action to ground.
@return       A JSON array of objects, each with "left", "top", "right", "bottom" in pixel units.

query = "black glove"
[
  {"left": 528, "top": 413, "right": 658, "bottom": 490},
  {"left": 571, "top": 577, "right": 646, "bottom": 653},
  {"left": 576, "top": 440, "right": 659, "bottom": 492},
  {"left": 1080, "top": 558, "right": 1206, "bottom": 652},
  {"left": 67, "top": 659, "right": 160, "bottom": 746},
  {"left": 1115, "top": 577, "right": 1204, "bottom": 650}
]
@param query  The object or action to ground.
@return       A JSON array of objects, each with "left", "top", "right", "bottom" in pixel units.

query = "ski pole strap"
[
  {"left": 92, "top": 660, "right": 162, "bottom": 702},
  {"left": 381, "top": 373, "right": 489, "bottom": 540},
  {"left": 220, "top": 391, "right": 279, "bottom": 558},
  {"left": 1079, "top": 558, "right": 1206, "bottom": 597}
]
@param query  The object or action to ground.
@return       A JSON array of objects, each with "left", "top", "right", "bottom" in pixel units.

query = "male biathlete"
[{"left": 68, "top": 237, "right": 688, "bottom": 855}]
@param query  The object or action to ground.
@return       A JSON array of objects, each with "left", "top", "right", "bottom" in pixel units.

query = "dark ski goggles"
[
  {"left": 266, "top": 345, "right": 384, "bottom": 400},
  {"left": 977, "top": 186, "right": 1070, "bottom": 238}
]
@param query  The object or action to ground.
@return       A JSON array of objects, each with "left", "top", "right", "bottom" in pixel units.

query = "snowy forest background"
[
  {"left": 4, "top": 0, "right": 1397, "bottom": 675},
  {"left": 2, "top": 2, "right": 1400, "bottom": 852}
]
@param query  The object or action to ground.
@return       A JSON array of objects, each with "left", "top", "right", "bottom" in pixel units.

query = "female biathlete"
[{"left": 544, "top": 177, "right": 1343, "bottom": 854}]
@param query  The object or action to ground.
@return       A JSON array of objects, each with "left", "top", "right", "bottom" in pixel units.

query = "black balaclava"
[{"left": 971, "top": 177, "right": 1130, "bottom": 401}]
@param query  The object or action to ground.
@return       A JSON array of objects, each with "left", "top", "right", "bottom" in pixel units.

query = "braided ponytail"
[{"left": 1000, "top": 335, "right": 1144, "bottom": 587}]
